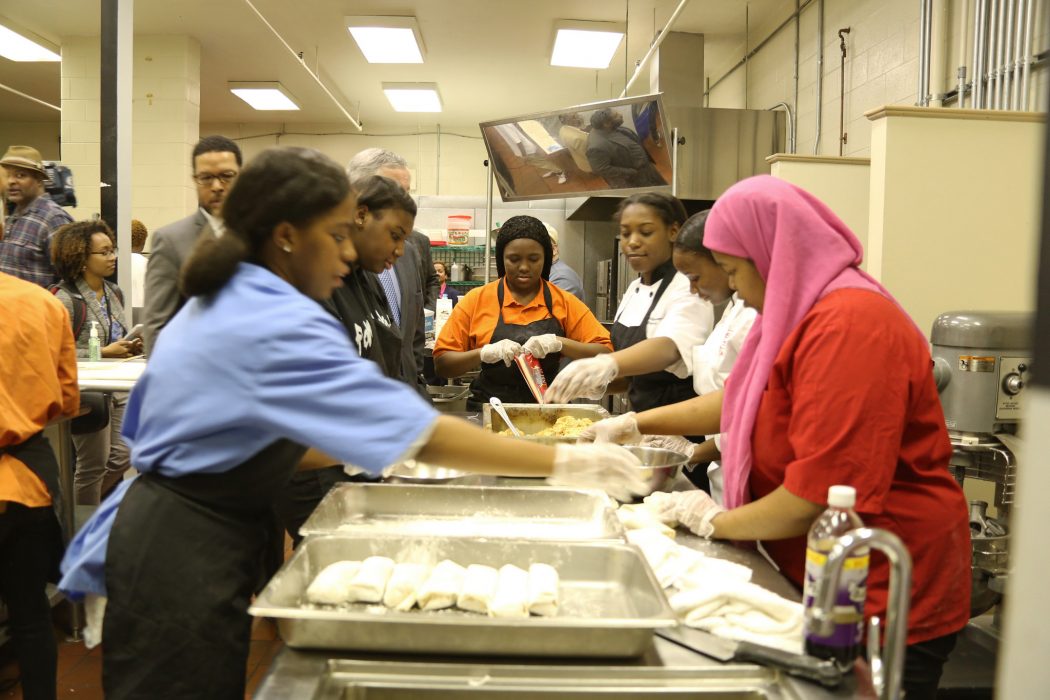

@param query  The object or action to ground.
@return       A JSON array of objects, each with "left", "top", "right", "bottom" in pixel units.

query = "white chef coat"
[
  {"left": 613, "top": 271, "right": 714, "bottom": 378},
  {"left": 689, "top": 293, "right": 757, "bottom": 504}
]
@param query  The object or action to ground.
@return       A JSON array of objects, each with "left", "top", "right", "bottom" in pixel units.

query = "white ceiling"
[{"left": 0, "top": 0, "right": 780, "bottom": 128}]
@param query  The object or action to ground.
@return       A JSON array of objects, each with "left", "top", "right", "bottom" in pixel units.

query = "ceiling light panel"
[
  {"left": 551, "top": 21, "right": 625, "bottom": 69},
  {"left": 228, "top": 82, "right": 300, "bottom": 111},
  {"left": 0, "top": 24, "right": 60, "bottom": 62},
  {"left": 382, "top": 83, "right": 442, "bottom": 113},
  {"left": 346, "top": 16, "right": 425, "bottom": 63}
]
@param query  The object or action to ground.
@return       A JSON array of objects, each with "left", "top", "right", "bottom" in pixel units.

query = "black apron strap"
[{"left": 1, "top": 432, "right": 66, "bottom": 579}]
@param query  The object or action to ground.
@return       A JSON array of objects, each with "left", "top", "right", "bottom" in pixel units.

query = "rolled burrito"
[
  {"left": 416, "top": 559, "right": 467, "bottom": 611},
  {"left": 457, "top": 564, "right": 499, "bottom": 614},
  {"left": 347, "top": 556, "right": 396, "bottom": 603},
  {"left": 527, "top": 563, "right": 560, "bottom": 617},
  {"left": 489, "top": 564, "right": 530, "bottom": 618},
  {"left": 382, "top": 562, "right": 430, "bottom": 611},
  {"left": 305, "top": 560, "right": 361, "bottom": 605}
]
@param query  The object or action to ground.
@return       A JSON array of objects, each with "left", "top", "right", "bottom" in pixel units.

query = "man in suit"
[
  {"left": 586, "top": 109, "right": 666, "bottom": 190},
  {"left": 347, "top": 148, "right": 437, "bottom": 401},
  {"left": 141, "top": 135, "right": 242, "bottom": 354}
]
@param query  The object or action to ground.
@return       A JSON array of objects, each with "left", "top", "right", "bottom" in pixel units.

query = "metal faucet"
[{"left": 809, "top": 528, "right": 912, "bottom": 700}]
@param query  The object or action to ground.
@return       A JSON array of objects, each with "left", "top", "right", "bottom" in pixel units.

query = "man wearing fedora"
[{"left": 0, "top": 145, "right": 74, "bottom": 287}]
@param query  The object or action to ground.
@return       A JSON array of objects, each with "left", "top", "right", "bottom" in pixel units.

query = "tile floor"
[{"left": 0, "top": 616, "right": 284, "bottom": 700}]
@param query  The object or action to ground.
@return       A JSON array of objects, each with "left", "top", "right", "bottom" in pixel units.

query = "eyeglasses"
[
  {"left": 90, "top": 248, "right": 118, "bottom": 258},
  {"left": 192, "top": 171, "right": 238, "bottom": 186}
]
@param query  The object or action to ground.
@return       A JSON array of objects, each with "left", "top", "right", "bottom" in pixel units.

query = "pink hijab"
[{"left": 705, "top": 175, "right": 915, "bottom": 510}]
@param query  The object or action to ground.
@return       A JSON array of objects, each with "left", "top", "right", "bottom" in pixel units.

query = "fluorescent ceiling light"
[
  {"left": 382, "top": 83, "right": 442, "bottom": 113},
  {"left": 346, "top": 16, "right": 425, "bottom": 63},
  {"left": 228, "top": 82, "right": 300, "bottom": 111},
  {"left": 0, "top": 23, "right": 60, "bottom": 62},
  {"left": 551, "top": 21, "right": 625, "bottom": 69}
]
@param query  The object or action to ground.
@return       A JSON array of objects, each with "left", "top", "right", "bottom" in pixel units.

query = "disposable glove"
[
  {"left": 479, "top": 338, "right": 524, "bottom": 366},
  {"left": 641, "top": 491, "right": 681, "bottom": 525},
  {"left": 580, "top": 412, "right": 642, "bottom": 445},
  {"left": 643, "top": 435, "right": 697, "bottom": 463},
  {"left": 544, "top": 354, "right": 619, "bottom": 403},
  {"left": 522, "top": 333, "right": 563, "bottom": 359},
  {"left": 674, "top": 490, "right": 726, "bottom": 538},
  {"left": 548, "top": 443, "right": 649, "bottom": 502}
]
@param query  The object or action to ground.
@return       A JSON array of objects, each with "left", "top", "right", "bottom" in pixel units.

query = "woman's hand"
[
  {"left": 644, "top": 490, "right": 726, "bottom": 538},
  {"left": 548, "top": 443, "right": 648, "bottom": 502},
  {"left": 101, "top": 339, "right": 140, "bottom": 358},
  {"left": 579, "top": 412, "right": 642, "bottom": 445},
  {"left": 479, "top": 338, "right": 523, "bottom": 366},
  {"left": 522, "top": 334, "right": 562, "bottom": 359},
  {"left": 544, "top": 354, "right": 618, "bottom": 402},
  {"left": 643, "top": 434, "right": 698, "bottom": 463}
]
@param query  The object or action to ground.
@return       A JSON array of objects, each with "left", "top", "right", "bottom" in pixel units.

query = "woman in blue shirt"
[{"left": 59, "top": 147, "right": 645, "bottom": 700}]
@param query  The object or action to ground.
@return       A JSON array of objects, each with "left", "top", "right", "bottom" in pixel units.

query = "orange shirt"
[
  {"left": 0, "top": 272, "right": 80, "bottom": 506},
  {"left": 434, "top": 278, "right": 612, "bottom": 355}
]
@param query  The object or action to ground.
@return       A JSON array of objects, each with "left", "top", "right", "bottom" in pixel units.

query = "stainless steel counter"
[{"left": 252, "top": 534, "right": 873, "bottom": 699}]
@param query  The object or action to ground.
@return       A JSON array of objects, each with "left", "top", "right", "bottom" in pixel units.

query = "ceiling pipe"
[
  {"left": 814, "top": 0, "right": 825, "bottom": 153},
  {"left": 618, "top": 0, "right": 692, "bottom": 99},
  {"left": 241, "top": 0, "right": 362, "bottom": 130},
  {"left": 1020, "top": 0, "right": 1034, "bottom": 109},
  {"left": 973, "top": 0, "right": 987, "bottom": 108},
  {"left": 0, "top": 81, "right": 60, "bottom": 111}
]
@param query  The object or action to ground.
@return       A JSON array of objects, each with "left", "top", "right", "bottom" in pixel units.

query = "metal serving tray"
[
  {"left": 249, "top": 534, "right": 676, "bottom": 658},
  {"left": 299, "top": 483, "right": 624, "bottom": 540},
  {"left": 482, "top": 403, "right": 610, "bottom": 443}
]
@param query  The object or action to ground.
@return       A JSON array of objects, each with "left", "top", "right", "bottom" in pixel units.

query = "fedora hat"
[{"left": 0, "top": 145, "right": 46, "bottom": 177}]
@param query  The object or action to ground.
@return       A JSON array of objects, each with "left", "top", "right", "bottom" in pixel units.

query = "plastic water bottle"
[
  {"left": 88, "top": 321, "right": 102, "bottom": 361},
  {"left": 434, "top": 295, "right": 453, "bottom": 340},
  {"left": 802, "top": 485, "right": 868, "bottom": 669}
]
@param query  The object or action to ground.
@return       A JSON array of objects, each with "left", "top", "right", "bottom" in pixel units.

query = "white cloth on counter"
[
  {"left": 417, "top": 559, "right": 467, "bottom": 611},
  {"left": 457, "top": 564, "right": 499, "bottom": 614},
  {"left": 619, "top": 502, "right": 803, "bottom": 654},
  {"left": 305, "top": 560, "right": 362, "bottom": 605},
  {"left": 348, "top": 556, "right": 396, "bottom": 603},
  {"left": 527, "top": 563, "right": 560, "bottom": 617},
  {"left": 382, "top": 562, "right": 430, "bottom": 611},
  {"left": 489, "top": 564, "right": 531, "bottom": 619}
]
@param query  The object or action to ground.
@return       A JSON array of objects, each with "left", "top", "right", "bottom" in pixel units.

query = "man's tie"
[{"left": 378, "top": 268, "right": 402, "bottom": 327}]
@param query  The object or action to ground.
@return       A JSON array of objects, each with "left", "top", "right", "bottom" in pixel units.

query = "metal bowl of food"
[
  {"left": 382, "top": 460, "right": 492, "bottom": 486},
  {"left": 621, "top": 445, "right": 689, "bottom": 493}
]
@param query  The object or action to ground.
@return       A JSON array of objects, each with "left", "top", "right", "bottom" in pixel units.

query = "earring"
[{"left": 283, "top": 245, "right": 292, "bottom": 253}]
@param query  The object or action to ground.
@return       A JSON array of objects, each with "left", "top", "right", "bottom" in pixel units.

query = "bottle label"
[{"left": 803, "top": 548, "right": 868, "bottom": 649}]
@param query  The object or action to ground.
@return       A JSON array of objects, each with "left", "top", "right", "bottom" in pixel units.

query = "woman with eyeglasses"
[{"left": 50, "top": 220, "right": 141, "bottom": 505}]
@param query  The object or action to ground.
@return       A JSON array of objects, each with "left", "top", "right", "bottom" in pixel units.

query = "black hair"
[
  {"left": 590, "top": 108, "right": 615, "bottom": 130},
  {"left": 673, "top": 210, "right": 713, "bottom": 259},
  {"left": 180, "top": 146, "right": 350, "bottom": 297},
  {"left": 192, "top": 134, "right": 243, "bottom": 168},
  {"left": 495, "top": 215, "right": 553, "bottom": 280},
  {"left": 51, "top": 219, "right": 115, "bottom": 286},
  {"left": 353, "top": 175, "right": 418, "bottom": 218},
  {"left": 614, "top": 192, "right": 688, "bottom": 228}
]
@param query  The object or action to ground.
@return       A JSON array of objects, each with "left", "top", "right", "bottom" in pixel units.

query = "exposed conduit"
[
  {"left": 618, "top": 0, "right": 692, "bottom": 98},
  {"left": 0, "top": 82, "right": 61, "bottom": 111},
  {"left": 241, "top": 0, "right": 362, "bottom": 130}
]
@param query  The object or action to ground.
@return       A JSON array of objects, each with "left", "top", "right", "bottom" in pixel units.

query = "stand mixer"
[{"left": 931, "top": 311, "right": 1032, "bottom": 635}]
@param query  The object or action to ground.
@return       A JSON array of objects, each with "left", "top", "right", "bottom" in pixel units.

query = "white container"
[
  {"left": 434, "top": 296, "right": 453, "bottom": 339},
  {"left": 450, "top": 261, "right": 465, "bottom": 282}
]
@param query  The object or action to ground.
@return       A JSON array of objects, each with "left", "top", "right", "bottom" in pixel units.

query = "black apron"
[
  {"left": 102, "top": 439, "right": 307, "bottom": 700},
  {"left": 0, "top": 432, "right": 65, "bottom": 579},
  {"left": 611, "top": 259, "right": 698, "bottom": 413},
  {"left": 324, "top": 268, "right": 403, "bottom": 377},
  {"left": 468, "top": 280, "right": 565, "bottom": 408}
]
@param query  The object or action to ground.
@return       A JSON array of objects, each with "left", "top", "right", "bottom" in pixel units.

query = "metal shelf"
[{"left": 448, "top": 280, "right": 484, "bottom": 287}]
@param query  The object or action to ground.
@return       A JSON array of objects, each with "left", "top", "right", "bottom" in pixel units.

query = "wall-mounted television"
[{"left": 479, "top": 94, "right": 672, "bottom": 202}]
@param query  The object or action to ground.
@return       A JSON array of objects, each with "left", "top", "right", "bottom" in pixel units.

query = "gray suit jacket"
[
  {"left": 377, "top": 243, "right": 430, "bottom": 402},
  {"left": 142, "top": 209, "right": 213, "bottom": 354}
]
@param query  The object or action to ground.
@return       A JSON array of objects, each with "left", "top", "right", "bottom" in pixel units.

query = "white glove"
[
  {"left": 674, "top": 490, "right": 726, "bottom": 538},
  {"left": 642, "top": 435, "right": 697, "bottom": 463},
  {"left": 580, "top": 412, "right": 643, "bottom": 445},
  {"left": 522, "top": 333, "right": 563, "bottom": 359},
  {"left": 642, "top": 491, "right": 682, "bottom": 525},
  {"left": 544, "top": 354, "right": 618, "bottom": 403},
  {"left": 480, "top": 339, "right": 524, "bottom": 366},
  {"left": 548, "top": 443, "right": 649, "bottom": 502}
]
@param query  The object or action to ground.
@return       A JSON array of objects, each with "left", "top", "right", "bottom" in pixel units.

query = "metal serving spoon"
[{"left": 489, "top": 397, "right": 523, "bottom": 437}]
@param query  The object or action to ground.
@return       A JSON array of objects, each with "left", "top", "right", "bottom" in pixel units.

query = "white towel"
[
  {"left": 305, "top": 560, "right": 362, "bottom": 605},
  {"left": 457, "top": 564, "right": 499, "bottom": 614},
  {"left": 417, "top": 559, "right": 467, "bottom": 611},
  {"left": 671, "top": 578, "right": 804, "bottom": 653},
  {"left": 527, "top": 563, "right": 559, "bottom": 617},
  {"left": 347, "top": 556, "right": 395, "bottom": 603},
  {"left": 489, "top": 564, "right": 530, "bottom": 618},
  {"left": 382, "top": 562, "right": 430, "bottom": 611}
]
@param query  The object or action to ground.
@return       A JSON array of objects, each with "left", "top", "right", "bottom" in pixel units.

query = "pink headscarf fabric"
[{"left": 705, "top": 175, "right": 916, "bottom": 510}]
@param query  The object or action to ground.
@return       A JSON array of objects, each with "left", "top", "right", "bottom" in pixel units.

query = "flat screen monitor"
[{"left": 479, "top": 94, "right": 672, "bottom": 202}]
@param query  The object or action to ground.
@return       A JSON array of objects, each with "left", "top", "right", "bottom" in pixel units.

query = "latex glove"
[
  {"left": 642, "top": 491, "right": 682, "bottom": 525},
  {"left": 480, "top": 338, "right": 524, "bottom": 366},
  {"left": 643, "top": 435, "right": 697, "bottom": 463},
  {"left": 580, "top": 412, "right": 642, "bottom": 445},
  {"left": 674, "top": 490, "right": 726, "bottom": 538},
  {"left": 548, "top": 443, "right": 649, "bottom": 502},
  {"left": 522, "top": 333, "right": 563, "bottom": 359},
  {"left": 544, "top": 354, "right": 618, "bottom": 403}
]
